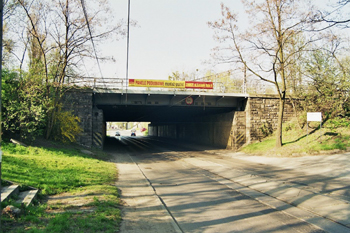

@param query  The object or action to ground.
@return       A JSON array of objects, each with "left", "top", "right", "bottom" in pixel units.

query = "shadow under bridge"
[{"left": 95, "top": 89, "right": 248, "bottom": 148}]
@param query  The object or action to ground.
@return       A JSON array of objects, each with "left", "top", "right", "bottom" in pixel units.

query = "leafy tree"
[
  {"left": 2, "top": 69, "right": 48, "bottom": 142},
  {"left": 2, "top": 69, "right": 83, "bottom": 143},
  {"left": 301, "top": 49, "right": 350, "bottom": 121},
  {"left": 8, "top": 0, "right": 125, "bottom": 141},
  {"left": 203, "top": 70, "right": 244, "bottom": 93},
  {"left": 168, "top": 71, "right": 189, "bottom": 81},
  {"left": 208, "top": 0, "right": 317, "bottom": 147}
]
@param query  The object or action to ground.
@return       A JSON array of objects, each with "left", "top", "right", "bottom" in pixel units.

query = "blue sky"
[
  {"left": 96, "top": 0, "right": 335, "bottom": 81},
  {"left": 97, "top": 0, "right": 245, "bottom": 80}
]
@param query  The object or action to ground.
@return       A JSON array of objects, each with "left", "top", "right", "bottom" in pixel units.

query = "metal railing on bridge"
[{"left": 66, "top": 77, "right": 246, "bottom": 94}]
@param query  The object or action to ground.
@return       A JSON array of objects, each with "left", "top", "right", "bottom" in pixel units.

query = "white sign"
[{"left": 307, "top": 112, "right": 322, "bottom": 122}]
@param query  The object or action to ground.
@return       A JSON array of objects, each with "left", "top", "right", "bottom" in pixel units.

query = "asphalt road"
[{"left": 105, "top": 136, "right": 350, "bottom": 233}]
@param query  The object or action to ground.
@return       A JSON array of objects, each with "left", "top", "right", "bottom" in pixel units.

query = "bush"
[
  {"left": 54, "top": 110, "right": 83, "bottom": 143},
  {"left": 325, "top": 117, "right": 350, "bottom": 130},
  {"left": 2, "top": 70, "right": 48, "bottom": 142},
  {"left": 259, "top": 122, "right": 273, "bottom": 137}
]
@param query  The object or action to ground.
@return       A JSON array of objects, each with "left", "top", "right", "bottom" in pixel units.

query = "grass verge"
[
  {"left": 241, "top": 120, "right": 350, "bottom": 157},
  {"left": 1, "top": 141, "right": 121, "bottom": 233}
]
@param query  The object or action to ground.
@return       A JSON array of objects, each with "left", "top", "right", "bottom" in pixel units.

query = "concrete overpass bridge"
[
  {"left": 62, "top": 85, "right": 293, "bottom": 150},
  {"left": 95, "top": 89, "right": 247, "bottom": 122}
]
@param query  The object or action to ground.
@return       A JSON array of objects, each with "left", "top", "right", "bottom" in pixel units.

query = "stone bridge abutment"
[{"left": 62, "top": 89, "right": 105, "bottom": 149}]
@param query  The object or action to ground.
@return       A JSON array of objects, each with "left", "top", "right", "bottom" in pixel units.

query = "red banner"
[
  {"left": 185, "top": 81, "right": 213, "bottom": 89},
  {"left": 129, "top": 79, "right": 185, "bottom": 88},
  {"left": 129, "top": 79, "right": 214, "bottom": 89}
]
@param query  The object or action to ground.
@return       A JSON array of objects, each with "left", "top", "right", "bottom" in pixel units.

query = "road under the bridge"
[{"left": 106, "top": 136, "right": 349, "bottom": 233}]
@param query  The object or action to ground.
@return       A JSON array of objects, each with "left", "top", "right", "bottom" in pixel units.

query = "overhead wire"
[{"left": 79, "top": 0, "right": 107, "bottom": 90}]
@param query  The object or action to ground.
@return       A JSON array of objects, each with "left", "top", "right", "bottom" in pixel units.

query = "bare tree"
[
  {"left": 2, "top": 0, "right": 23, "bottom": 67},
  {"left": 13, "top": 0, "right": 126, "bottom": 139},
  {"left": 312, "top": 0, "right": 350, "bottom": 30},
  {"left": 209, "top": 0, "right": 317, "bottom": 147}
]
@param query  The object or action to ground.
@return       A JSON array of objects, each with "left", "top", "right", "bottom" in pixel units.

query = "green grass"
[
  {"left": 241, "top": 139, "right": 275, "bottom": 154},
  {"left": 241, "top": 120, "right": 350, "bottom": 156},
  {"left": 1, "top": 142, "right": 121, "bottom": 233}
]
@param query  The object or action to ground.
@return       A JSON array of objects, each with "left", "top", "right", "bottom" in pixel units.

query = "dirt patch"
[{"left": 45, "top": 191, "right": 108, "bottom": 214}]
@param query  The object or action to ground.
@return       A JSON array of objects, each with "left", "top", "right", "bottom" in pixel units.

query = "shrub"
[
  {"left": 54, "top": 110, "right": 83, "bottom": 143},
  {"left": 325, "top": 117, "right": 350, "bottom": 130},
  {"left": 259, "top": 122, "right": 273, "bottom": 137},
  {"left": 2, "top": 70, "right": 48, "bottom": 142}
]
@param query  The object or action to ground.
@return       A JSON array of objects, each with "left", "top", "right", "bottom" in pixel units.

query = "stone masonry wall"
[
  {"left": 61, "top": 89, "right": 94, "bottom": 148},
  {"left": 246, "top": 96, "right": 294, "bottom": 143},
  {"left": 229, "top": 111, "right": 246, "bottom": 149}
]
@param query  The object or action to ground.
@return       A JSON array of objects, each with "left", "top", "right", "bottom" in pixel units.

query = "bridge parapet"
[{"left": 66, "top": 77, "right": 246, "bottom": 94}]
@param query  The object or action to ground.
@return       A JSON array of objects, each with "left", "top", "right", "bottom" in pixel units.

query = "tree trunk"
[
  {"left": 276, "top": 97, "right": 285, "bottom": 148},
  {"left": 46, "top": 105, "right": 57, "bottom": 139}
]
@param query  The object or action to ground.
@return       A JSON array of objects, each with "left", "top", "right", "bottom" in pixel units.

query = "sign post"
[{"left": 307, "top": 112, "right": 322, "bottom": 142}]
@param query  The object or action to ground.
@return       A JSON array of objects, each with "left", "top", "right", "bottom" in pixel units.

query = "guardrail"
[
  {"left": 66, "top": 77, "right": 246, "bottom": 94},
  {"left": 67, "top": 77, "right": 124, "bottom": 89}
]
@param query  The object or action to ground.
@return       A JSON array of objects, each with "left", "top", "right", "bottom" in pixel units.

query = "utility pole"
[{"left": 125, "top": 0, "right": 131, "bottom": 105}]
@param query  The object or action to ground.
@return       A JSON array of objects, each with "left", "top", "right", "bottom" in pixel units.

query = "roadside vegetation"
[
  {"left": 209, "top": 1, "right": 350, "bottom": 148},
  {"left": 1, "top": 141, "right": 120, "bottom": 233},
  {"left": 241, "top": 117, "right": 350, "bottom": 157},
  {"left": 1, "top": 0, "right": 124, "bottom": 144}
]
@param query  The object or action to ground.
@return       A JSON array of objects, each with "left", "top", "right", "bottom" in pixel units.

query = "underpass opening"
[
  {"left": 61, "top": 89, "right": 249, "bottom": 150},
  {"left": 106, "top": 121, "right": 149, "bottom": 137},
  {"left": 95, "top": 91, "right": 248, "bottom": 149}
]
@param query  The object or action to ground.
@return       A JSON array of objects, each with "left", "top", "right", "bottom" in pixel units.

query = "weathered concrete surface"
[
  {"left": 108, "top": 137, "right": 350, "bottom": 232},
  {"left": 183, "top": 154, "right": 350, "bottom": 232},
  {"left": 150, "top": 111, "right": 235, "bottom": 148},
  {"left": 112, "top": 152, "right": 181, "bottom": 233}
]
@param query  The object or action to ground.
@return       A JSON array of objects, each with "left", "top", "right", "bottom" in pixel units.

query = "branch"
[{"left": 17, "top": 0, "right": 49, "bottom": 86}]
